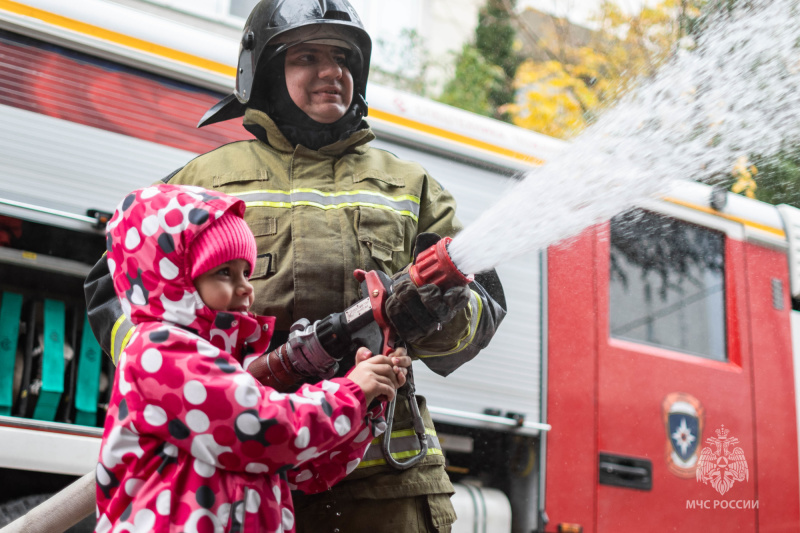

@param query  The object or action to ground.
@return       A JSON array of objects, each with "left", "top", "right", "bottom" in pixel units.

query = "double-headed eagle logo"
[{"left": 696, "top": 425, "right": 749, "bottom": 495}]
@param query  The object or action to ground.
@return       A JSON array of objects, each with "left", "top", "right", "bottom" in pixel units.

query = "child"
[{"left": 96, "top": 184, "right": 408, "bottom": 532}]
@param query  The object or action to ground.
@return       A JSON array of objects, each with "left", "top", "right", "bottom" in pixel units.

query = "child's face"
[{"left": 193, "top": 259, "right": 254, "bottom": 312}]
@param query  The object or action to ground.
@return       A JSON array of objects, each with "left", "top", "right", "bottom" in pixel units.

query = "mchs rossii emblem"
[{"left": 696, "top": 425, "right": 749, "bottom": 495}]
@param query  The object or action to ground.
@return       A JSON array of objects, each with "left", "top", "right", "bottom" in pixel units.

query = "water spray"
[{"left": 448, "top": 0, "right": 800, "bottom": 275}]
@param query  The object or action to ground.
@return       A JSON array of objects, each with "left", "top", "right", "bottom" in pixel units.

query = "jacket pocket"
[
  {"left": 425, "top": 493, "right": 457, "bottom": 532},
  {"left": 250, "top": 252, "right": 276, "bottom": 281},
  {"left": 249, "top": 217, "right": 277, "bottom": 237},
  {"left": 243, "top": 207, "right": 278, "bottom": 281},
  {"left": 213, "top": 169, "right": 270, "bottom": 188},
  {"left": 353, "top": 169, "right": 405, "bottom": 188},
  {"left": 358, "top": 207, "right": 407, "bottom": 274}
]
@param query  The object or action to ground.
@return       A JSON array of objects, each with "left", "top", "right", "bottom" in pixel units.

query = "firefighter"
[{"left": 84, "top": 1, "right": 507, "bottom": 531}]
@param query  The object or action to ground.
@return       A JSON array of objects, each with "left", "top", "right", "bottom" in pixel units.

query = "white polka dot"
[
  {"left": 216, "top": 503, "right": 230, "bottom": 526},
  {"left": 354, "top": 427, "right": 370, "bottom": 443},
  {"left": 143, "top": 404, "right": 167, "bottom": 426},
  {"left": 191, "top": 434, "right": 231, "bottom": 468},
  {"left": 299, "top": 389, "right": 325, "bottom": 404},
  {"left": 184, "top": 185, "right": 206, "bottom": 195},
  {"left": 120, "top": 298, "right": 132, "bottom": 320},
  {"left": 163, "top": 443, "right": 178, "bottom": 457},
  {"left": 236, "top": 412, "right": 261, "bottom": 435},
  {"left": 296, "top": 447, "right": 318, "bottom": 462},
  {"left": 132, "top": 508, "right": 155, "bottom": 533},
  {"left": 186, "top": 410, "right": 210, "bottom": 433},
  {"left": 272, "top": 484, "right": 281, "bottom": 502},
  {"left": 96, "top": 463, "right": 110, "bottom": 485},
  {"left": 295, "top": 427, "right": 310, "bottom": 449},
  {"left": 124, "top": 227, "right": 141, "bottom": 250},
  {"left": 242, "top": 354, "right": 258, "bottom": 370},
  {"left": 140, "top": 187, "right": 159, "bottom": 199},
  {"left": 269, "top": 391, "right": 287, "bottom": 402},
  {"left": 184, "top": 380, "right": 207, "bottom": 405},
  {"left": 130, "top": 285, "right": 147, "bottom": 306},
  {"left": 234, "top": 374, "right": 260, "bottom": 407},
  {"left": 141, "top": 348, "right": 162, "bottom": 373},
  {"left": 118, "top": 369, "right": 131, "bottom": 395},
  {"left": 108, "top": 258, "right": 116, "bottom": 277},
  {"left": 346, "top": 458, "right": 361, "bottom": 474},
  {"left": 96, "top": 514, "right": 112, "bottom": 533},
  {"left": 235, "top": 385, "right": 260, "bottom": 408},
  {"left": 329, "top": 451, "right": 341, "bottom": 460},
  {"left": 320, "top": 380, "right": 340, "bottom": 393},
  {"left": 282, "top": 508, "right": 295, "bottom": 530},
  {"left": 159, "top": 258, "right": 179, "bottom": 280},
  {"left": 245, "top": 462, "right": 269, "bottom": 474},
  {"left": 196, "top": 340, "right": 220, "bottom": 358},
  {"left": 156, "top": 490, "right": 171, "bottom": 515},
  {"left": 193, "top": 458, "right": 216, "bottom": 478},
  {"left": 124, "top": 478, "right": 143, "bottom": 497},
  {"left": 185, "top": 509, "right": 219, "bottom": 532},
  {"left": 234, "top": 500, "right": 244, "bottom": 524},
  {"left": 334, "top": 415, "right": 351, "bottom": 436},
  {"left": 245, "top": 490, "right": 261, "bottom": 513},
  {"left": 141, "top": 215, "right": 160, "bottom": 236},
  {"left": 294, "top": 469, "right": 312, "bottom": 482}
]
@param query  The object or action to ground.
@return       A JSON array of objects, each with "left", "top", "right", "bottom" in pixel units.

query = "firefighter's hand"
[
  {"left": 386, "top": 277, "right": 471, "bottom": 343},
  {"left": 348, "top": 347, "right": 410, "bottom": 404}
]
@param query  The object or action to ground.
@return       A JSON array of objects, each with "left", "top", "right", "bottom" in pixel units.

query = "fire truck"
[{"left": 0, "top": 1, "right": 798, "bottom": 531}]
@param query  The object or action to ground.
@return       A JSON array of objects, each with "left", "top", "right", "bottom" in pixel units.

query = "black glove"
[{"left": 385, "top": 276, "right": 471, "bottom": 344}]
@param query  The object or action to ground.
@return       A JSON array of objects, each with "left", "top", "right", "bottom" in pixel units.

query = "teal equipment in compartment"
[
  {"left": 0, "top": 292, "right": 23, "bottom": 416},
  {"left": 33, "top": 299, "right": 66, "bottom": 421},
  {"left": 75, "top": 314, "right": 102, "bottom": 426}
]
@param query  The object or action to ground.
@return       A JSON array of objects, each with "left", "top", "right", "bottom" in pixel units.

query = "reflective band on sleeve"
[
  {"left": 414, "top": 290, "right": 482, "bottom": 359},
  {"left": 110, "top": 315, "right": 135, "bottom": 365},
  {"left": 235, "top": 189, "right": 421, "bottom": 221},
  {"left": 358, "top": 428, "right": 442, "bottom": 468}
]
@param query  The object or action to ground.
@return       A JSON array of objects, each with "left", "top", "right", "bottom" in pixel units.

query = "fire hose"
[
  {"left": 247, "top": 235, "right": 473, "bottom": 469},
  {"left": 0, "top": 236, "right": 473, "bottom": 532}
]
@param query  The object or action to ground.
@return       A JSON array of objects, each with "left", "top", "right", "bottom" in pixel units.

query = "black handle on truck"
[{"left": 598, "top": 452, "right": 652, "bottom": 490}]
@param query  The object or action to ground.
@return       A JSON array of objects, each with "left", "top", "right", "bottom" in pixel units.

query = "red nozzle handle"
[{"left": 408, "top": 236, "right": 473, "bottom": 291}]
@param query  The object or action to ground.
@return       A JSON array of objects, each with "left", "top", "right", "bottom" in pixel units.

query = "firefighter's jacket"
[
  {"left": 97, "top": 185, "right": 380, "bottom": 532},
  {"left": 85, "top": 108, "right": 507, "bottom": 500}
]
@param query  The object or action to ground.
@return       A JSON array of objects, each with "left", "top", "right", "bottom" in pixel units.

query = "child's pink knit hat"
[{"left": 188, "top": 211, "right": 257, "bottom": 279}]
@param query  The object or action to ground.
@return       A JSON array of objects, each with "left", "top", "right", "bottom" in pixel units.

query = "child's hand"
[
  {"left": 348, "top": 347, "right": 412, "bottom": 404},
  {"left": 387, "top": 347, "right": 411, "bottom": 388}
]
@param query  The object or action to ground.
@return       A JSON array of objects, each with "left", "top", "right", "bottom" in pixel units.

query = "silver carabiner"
[{"left": 381, "top": 366, "right": 428, "bottom": 470}]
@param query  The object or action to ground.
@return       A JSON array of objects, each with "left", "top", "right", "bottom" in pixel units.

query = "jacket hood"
[{"left": 106, "top": 184, "right": 274, "bottom": 356}]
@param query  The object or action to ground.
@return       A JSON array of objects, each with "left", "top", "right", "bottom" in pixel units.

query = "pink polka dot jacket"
[{"left": 96, "top": 184, "right": 383, "bottom": 532}]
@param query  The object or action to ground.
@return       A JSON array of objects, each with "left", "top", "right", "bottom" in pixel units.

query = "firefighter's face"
[
  {"left": 284, "top": 43, "right": 354, "bottom": 124},
  {"left": 193, "top": 259, "right": 254, "bottom": 313}
]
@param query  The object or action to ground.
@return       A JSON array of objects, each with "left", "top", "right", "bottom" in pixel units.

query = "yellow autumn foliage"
[
  {"left": 507, "top": 0, "right": 704, "bottom": 139},
  {"left": 731, "top": 156, "right": 758, "bottom": 199}
]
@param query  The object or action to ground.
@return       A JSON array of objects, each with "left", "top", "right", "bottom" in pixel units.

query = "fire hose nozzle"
[{"left": 408, "top": 236, "right": 473, "bottom": 290}]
